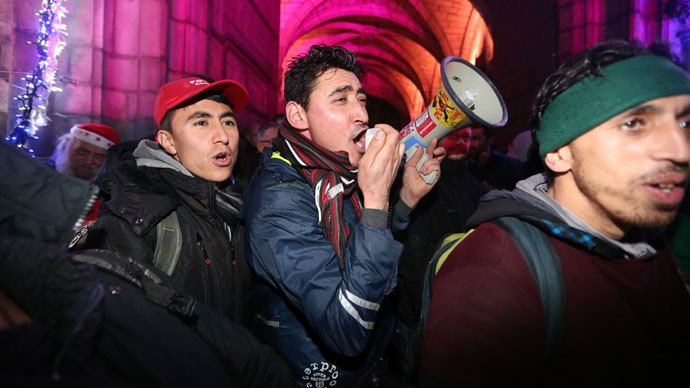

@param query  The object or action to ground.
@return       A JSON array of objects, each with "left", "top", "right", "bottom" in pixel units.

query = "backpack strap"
[
  {"left": 71, "top": 249, "right": 198, "bottom": 321},
  {"left": 492, "top": 216, "right": 566, "bottom": 359},
  {"left": 153, "top": 210, "right": 182, "bottom": 276},
  {"left": 414, "top": 231, "right": 475, "bottom": 371},
  {"left": 419, "top": 231, "right": 474, "bottom": 330}
]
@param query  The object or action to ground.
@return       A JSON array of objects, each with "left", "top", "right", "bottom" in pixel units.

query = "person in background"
[
  {"left": 507, "top": 130, "right": 533, "bottom": 163},
  {"left": 468, "top": 126, "right": 522, "bottom": 190},
  {"left": 51, "top": 123, "right": 120, "bottom": 181},
  {"left": 234, "top": 122, "right": 261, "bottom": 185},
  {"left": 256, "top": 121, "right": 280, "bottom": 153}
]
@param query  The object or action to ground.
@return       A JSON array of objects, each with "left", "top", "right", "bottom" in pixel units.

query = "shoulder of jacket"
[{"left": 103, "top": 180, "right": 179, "bottom": 237}]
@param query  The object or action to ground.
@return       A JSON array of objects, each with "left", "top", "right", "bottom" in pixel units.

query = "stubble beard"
[{"left": 571, "top": 158, "right": 683, "bottom": 231}]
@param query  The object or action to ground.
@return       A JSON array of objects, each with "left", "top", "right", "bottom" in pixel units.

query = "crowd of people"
[{"left": 1, "top": 39, "right": 690, "bottom": 388}]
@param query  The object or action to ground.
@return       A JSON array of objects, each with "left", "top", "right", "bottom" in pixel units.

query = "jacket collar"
[{"left": 467, "top": 174, "right": 659, "bottom": 259}]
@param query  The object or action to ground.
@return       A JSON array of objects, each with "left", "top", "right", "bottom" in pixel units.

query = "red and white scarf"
[{"left": 275, "top": 124, "right": 363, "bottom": 269}]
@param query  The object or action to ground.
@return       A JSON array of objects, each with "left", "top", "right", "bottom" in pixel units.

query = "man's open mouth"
[
  {"left": 646, "top": 174, "right": 687, "bottom": 193},
  {"left": 642, "top": 173, "right": 687, "bottom": 205},
  {"left": 353, "top": 130, "right": 367, "bottom": 152},
  {"left": 213, "top": 151, "right": 231, "bottom": 166},
  {"left": 655, "top": 182, "right": 679, "bottom": 194}
]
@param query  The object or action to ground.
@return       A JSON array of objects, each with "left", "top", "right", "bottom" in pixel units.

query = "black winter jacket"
[{"left": 80, "top": 141, "right": 252, "bottom": 325}]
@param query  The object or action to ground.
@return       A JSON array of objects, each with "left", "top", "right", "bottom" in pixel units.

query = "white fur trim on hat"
[{"left": 70, "top": 125, "right": 116, "bottom": 149}]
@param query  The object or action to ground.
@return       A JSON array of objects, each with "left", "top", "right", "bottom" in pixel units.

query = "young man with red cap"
[
  {"left": 51, "top": 123, "right": 120, "bottom": 181},
  {"left": 72, "top": 77, "right": 293, "bottom": 386}
]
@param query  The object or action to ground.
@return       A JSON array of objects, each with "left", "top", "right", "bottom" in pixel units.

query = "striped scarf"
[{"left": 275, "top": 123, "right": 363, "bottom": 268}]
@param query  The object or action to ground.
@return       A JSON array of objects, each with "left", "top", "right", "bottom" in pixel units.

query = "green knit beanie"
[{"left": 538, "top": 55, "right": 690, "bottom": 159}]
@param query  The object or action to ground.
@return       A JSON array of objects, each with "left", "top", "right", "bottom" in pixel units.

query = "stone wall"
[
  {"left": 0, "top": 0, "right": 682, "bottom": 155},
  {"left": 2, "top": 0, "right": 279, "bottom": 157}
]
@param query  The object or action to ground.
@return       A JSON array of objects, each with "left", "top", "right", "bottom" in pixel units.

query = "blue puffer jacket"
[{"left": 242, "top": 150, "right": 407, "bottom": 387}]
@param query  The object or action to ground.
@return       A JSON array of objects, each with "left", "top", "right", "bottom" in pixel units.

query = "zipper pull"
[{"left": 197, "top": 234, "right": 211, "bottom": 265}]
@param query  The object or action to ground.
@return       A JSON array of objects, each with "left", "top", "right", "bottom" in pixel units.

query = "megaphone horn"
[{"left": 366, "top": 56, "right": 508, "bottom": 184}]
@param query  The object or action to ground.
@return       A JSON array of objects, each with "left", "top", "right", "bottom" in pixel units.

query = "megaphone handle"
[
  {"left": 406, "top": 144, "right": 437, "bottom": 185},
  {"left": 416, "top": 151, "right": 437, "bottom": 184}
]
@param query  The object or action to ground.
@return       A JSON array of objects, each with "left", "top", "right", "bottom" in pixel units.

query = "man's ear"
[
  {"left": 286, "top": 101, "right": 309, "bottom": 132},
  {"left": 544, "top": 145, "right": 573, "bottom": 173},
  {"left": 157, "top": 130, "right": 177, "bottom": 156}
]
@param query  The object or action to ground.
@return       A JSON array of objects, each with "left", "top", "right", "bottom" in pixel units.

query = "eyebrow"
[
  {"left": 623, "top": 104, "right": 662, "bottom": 116},
  {"left": 678, "top": 104, "right": 690, "bottom": 118},
  {"left": 186, "top": 110, "right": 236, "bottom": 123},
  {"left": 623, "top": 102, "right": 690, "bottom": 118},
  {"left": 328, "top": 85, "right": 367, "bottom": 97},
  {"left": 220, "top": 111, "right": 236, "bottom": 120}
]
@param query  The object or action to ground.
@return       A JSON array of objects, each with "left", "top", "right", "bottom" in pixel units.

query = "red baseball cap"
[{"left": 153, "top": 77, "right": 250, "bottom": 129}]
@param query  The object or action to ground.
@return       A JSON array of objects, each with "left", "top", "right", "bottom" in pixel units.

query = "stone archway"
[{"left": 278, "top": 0, "right": 494, "bottom": 122}]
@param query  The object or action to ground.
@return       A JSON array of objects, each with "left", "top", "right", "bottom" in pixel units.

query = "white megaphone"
[{"left": 365, "top": 56, "right": 508, "bottom": 183}]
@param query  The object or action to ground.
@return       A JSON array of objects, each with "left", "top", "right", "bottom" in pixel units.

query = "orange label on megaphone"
[{"left": 431, "top": 84, "right": 468, "bottom": 129}]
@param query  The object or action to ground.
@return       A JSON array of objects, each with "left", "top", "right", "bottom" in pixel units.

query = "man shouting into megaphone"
[{"left": 242, "top": 44, "right": 444, "bottom": 387}]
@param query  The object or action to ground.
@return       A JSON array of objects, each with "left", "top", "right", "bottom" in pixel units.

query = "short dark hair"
[
  {"left": 284, "top": 44, "right": 364, "bottom": 110},
  {"left": 257, "top": 121, "right": 280, "bottom": 139},
  {"left": 477, "top": 126, "right": 493, "bottom": 139},
  {"left": 528, "top": 40, "right": 677, "bottom": 175},
  {"left": 272, "top": 113, "right": 285, "bottom": 123},
  {"left": 159, "top": 91, "right": 234, "bottom": 132}
]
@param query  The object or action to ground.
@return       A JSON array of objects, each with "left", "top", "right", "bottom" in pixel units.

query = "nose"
[
  {"left": 652, "top": 122, "right": 690, "bottom": 165},
  {"left": 352, "top": 99, "right": 368, "bottom": 126},
  {"left": 212, "top": 122, "right": 230, "bottom": 144}
]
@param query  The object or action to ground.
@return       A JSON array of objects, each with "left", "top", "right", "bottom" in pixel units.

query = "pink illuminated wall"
[
  {"left": 0, "top": 0, "right": 685, "bottom": 153},
  {"left": 278, "top": 0, "right": 494, "bottom": 120},
  {"left": 1, "top": 0, "right": 280, "bottom": 156}
]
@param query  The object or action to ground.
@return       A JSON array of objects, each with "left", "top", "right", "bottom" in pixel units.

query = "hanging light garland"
[{"left": 6, "top": 0, "right": 68, "bottom": 154}]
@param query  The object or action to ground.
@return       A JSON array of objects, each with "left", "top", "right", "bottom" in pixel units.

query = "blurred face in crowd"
[
  {"left": 439, "top": 127, "right": 472, "bottom": 160},
  {"left": 257, "top": 124, "right": 280, "bottom": 153},
  {"left": 288, "top": 68, "right": 369, "bottom": 167},
  {"left": 56, "top": 138, "right": 107, "bottom": 181},
  {"left": 245, "top": 123, "right": 259, "bottom": 147},
  {"left": 469, "top": 127, "right": 491, "bottom": 159},
  {"left": 158, "top": 99, "right": 239, "bottom": 183},
  {"left": 548, "top": 95, "right": 690, "bottom": 239}
]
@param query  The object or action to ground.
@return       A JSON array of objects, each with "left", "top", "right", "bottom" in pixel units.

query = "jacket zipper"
[{"left": 196, "top": 234, "right": 212, "bottom": 302}]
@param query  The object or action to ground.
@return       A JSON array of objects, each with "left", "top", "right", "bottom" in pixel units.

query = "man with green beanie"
[{"left": 420, "top": 40, "right": 690, "bottom": 386}]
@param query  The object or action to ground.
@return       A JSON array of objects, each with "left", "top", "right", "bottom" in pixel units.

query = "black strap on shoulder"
[
  {"left": 492, "top": 216, "right": 566, "bottom": 360},
  {"left": 71, "top": 249, "right": 197, "bottom": 322}
]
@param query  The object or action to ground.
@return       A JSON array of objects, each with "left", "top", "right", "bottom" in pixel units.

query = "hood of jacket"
[
  {"left": 103, "top": 139, "right": 242, "bottom": 236},
  {"left": 466, "top": 173, "right": 659, "bottom": 259},
  {"left": 132, "top": 139, "right": 195, "bottom": 177}
]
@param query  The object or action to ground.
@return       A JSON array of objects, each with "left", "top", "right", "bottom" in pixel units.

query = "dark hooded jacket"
[
  {"left": 242, "top": 150, "right": 409, "bottom": 387},
  {"left": 0, "top": 139, "right": 294, "bottom": 387},
  {"left": 420, "top": 174, "right": 690, "bottom": 387}
]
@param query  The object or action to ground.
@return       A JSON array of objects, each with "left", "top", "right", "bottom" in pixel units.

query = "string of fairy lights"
[{"left": 6, "top": 0, "right": 68, "bottom": 155}]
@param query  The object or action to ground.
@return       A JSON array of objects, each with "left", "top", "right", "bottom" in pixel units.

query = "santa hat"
[{"left": 69, "top": 123, "right": 120, "bottom": 149}]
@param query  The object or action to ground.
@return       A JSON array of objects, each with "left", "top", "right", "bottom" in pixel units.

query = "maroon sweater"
[{"left": 421, "top": 222, "right": 690, "bottom": 387}]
